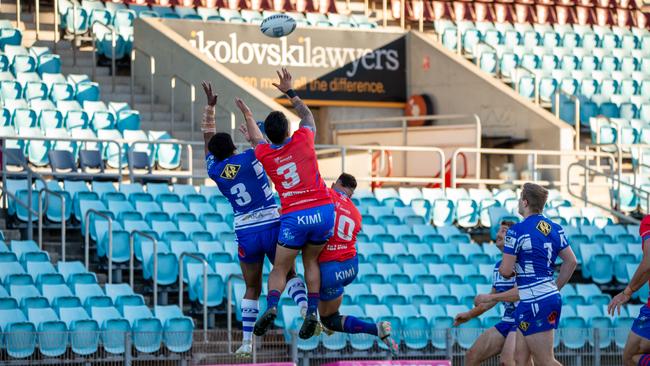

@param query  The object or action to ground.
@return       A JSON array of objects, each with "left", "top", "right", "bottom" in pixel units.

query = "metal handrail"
[
  {"left": 131, "top": 231, "right": 158, "bottom": 306},
  {"left": 83, "top": 209, "right": 113, "bottom": 280},
  {"left": 226, "top": 273, "right": 244, "bottom": 353},
  {"left": 131, "top": 47, "right": 156, "bottom": 117},
  {"left": 567, "top": 162, "right": 643, "bottom": 225},
  {"left": 554, "top": 89, "right": 581, "bottom": 150},
  {"left": 16, "top": 0, "right": 22, "bottom": 29},
  {"left": 37, "top": 188, "right": 66, "bottom": 260},
  {"left": 513, "top": 66, "right": 538, "bottom": 104},
  {"left": 449, "top": 147, "right": 616, "bottom": 188},
  {"left": 90, "top": 21, "right": 117, "bottom": 92},
  {"left": 178, "top": 253, "right": 208, "bottom": 342},
  {"left": 170, "top": 75, "right": 196, "bottom": 136},
  {"left": 1, "top": 189, "right": 37, "bottom": 239},
  {"left": 126, "top": 139, "right": 195, "bottom": 183}
]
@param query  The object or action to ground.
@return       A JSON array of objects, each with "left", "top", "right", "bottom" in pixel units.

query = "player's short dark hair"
[
  {"left": 264, "top": 111, "right": 289, "bottom": 144},
  {"left": 501, "top": 220, "right": 515, "bottom": 228},
  {"left": 521, "top": 183, "right": 548, "bottom": 214},
  {"left": 208, "top": 133, "right": 236, "bottom": 161},
  {"left": 337, "top": 173, "right": 357, "bottom": 190}
]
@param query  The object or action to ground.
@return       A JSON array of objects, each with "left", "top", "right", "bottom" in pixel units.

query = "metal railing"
[
  {"left": 169, "top": 75, "right": 196, "bottom": 136},
  {"left": 84, "top": 209, "right": 113, "bottom": 280},
  {"left": 554, "top": 89, "right": 582, "bottom": 150},
  {"left": 131, "top": 47, "right": 156, "bottom": 117},
  {"left": 37, "top": 188, "right": 66, "bottom": 259},
  {"left": 91, "top": 21, "right": 117, "bottom": 92},
  {"left": 226, "top": 273, "right": 244, "bottom": 353},
  {"left": 567, "top": 162, "right": 644, "bottom": 225},
  {"left": 178, "top": 253, "right": 209, "bottom": 342},
  {"left": 450, "top": 147, "right": 616, "bottom": 188},
  {"left": 131, "top": 231, "right": 158, "bottom": 306}
]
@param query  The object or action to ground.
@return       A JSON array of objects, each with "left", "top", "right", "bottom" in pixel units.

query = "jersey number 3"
[
  {"left": 277, "top": 162, "right": 301, "bottom": 189},
  {"left": 231, "top": 183, "right": 252, "bottom": 206}
]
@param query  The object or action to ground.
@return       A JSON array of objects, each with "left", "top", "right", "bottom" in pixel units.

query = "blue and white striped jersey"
[
  {"left": 493, "top": 260, "right": 517, "bottom": 322},
  {"left": 206, "top": 149, "right": 279, "bottom": 233},
  {"left": 503, "top": 214, "right": 569, "bottom": 303}
]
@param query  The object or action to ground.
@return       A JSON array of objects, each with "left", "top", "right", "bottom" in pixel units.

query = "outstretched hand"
[
  {"left": 238, "top": 123, "right": 251, "bottom": 142},
  {"left": 272, "top": 67, "right": 293, "bottom": 94},
  {"left": 453, "top": 312, "right": 471, "bottom": 327},
  {"left": 608, "top": 290, "right": 631, "bottom": 316},
  {"left": 201, "top": 81, "right": 218, "bottom": 106},
  {"left": 235, "top": 98, "right": 252, "bottom": 116}
]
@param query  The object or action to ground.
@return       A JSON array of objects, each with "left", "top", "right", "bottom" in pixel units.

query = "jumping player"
[
  {"left": 238, "top": 68, "right": 335, "bottom": 339},
  {"left": 317, "top": 173, "right": 398, "bottom": 354},
  {"left": 200, "top": 82, "right": 309, "bottom": 357},
  {"left": 499, "top": 183, "right": 577, "bottom": 365},
  {"left": 454, "top": 221, "right": 531, "bottom": 366},
  {"left": 608, "top": 215, "right": 650, "bottom": 366}
]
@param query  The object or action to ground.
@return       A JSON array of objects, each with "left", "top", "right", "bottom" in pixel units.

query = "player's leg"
[
  {"left": 464, "top": 326, "right": 506, "bottom": 366},
  {"left": 265, "top": 225, "right": 308, "bottom": 315},
  {"left": 513, "top": 329, "right": 532, "bottom": 365},
  {"left": 500, "top": 328, "right": 527, "bottom": 366},
  {"left": 625, "top": 306, "right": 650, "bottom": 366},
  {"left": 299, "top": 242, "right": 326, "bottom": 338},
  {"left": 298, "top": 203, "right": 336, "bottom": 339},
  {"left": 236, "top": 260, "right": 263, "bottom": 357},
  {"left": 523, "top": 329, "right": 560, "bottom": 366},
  {"left": 253, "top": 245, "right": 299, "bottom": 336}
]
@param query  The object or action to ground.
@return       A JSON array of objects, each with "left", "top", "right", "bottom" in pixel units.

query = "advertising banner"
[
  {"left": 162, "top": 19, "right": 406, "bottom": 106},
  {"left": 322, "top": 361, "right": 451, "bottom": 366}
]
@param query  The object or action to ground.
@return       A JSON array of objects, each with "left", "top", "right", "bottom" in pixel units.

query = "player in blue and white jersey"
[
  {"left": 200, "top": 82, "right": 308, "bottom": 357},
  {"left": 455, "top": 221, "right": 530, "bottom": 366},
  {"left": 499, "top": 183, "right": 577, "bottom": 366}
]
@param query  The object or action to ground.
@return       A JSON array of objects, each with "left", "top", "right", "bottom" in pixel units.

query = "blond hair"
[{"left": 521, "top": 183, "right": 548, "bottom": 214}]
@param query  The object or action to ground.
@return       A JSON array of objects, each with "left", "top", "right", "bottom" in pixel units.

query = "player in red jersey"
[
  {"left": 317, "top": 173, "right": 398, "bottom": 354},
  {"left": 242, "top": 68, "right": 335, "bottom": 339},
  {"left": 609, "top": 215, "right": 650, "bottom": 366}
]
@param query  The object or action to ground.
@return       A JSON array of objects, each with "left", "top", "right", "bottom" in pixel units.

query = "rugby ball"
[{"left": 260, "top": 14, "right": 296, "bottom": 38}]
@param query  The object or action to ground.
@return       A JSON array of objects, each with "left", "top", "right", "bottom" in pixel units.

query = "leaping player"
[
  {"left": 608, "top": 215, "right": 650, "bottom": 366},
  {"left": 200, "top": 82, "right": 309, "bottom": 357},
  {"left": 499, "top": 183, "right": 577, "bottom": 365},
  {"left": 318, "top": 173, "right": 398, "bottom": 354},
  {"left": 454, "top": 220, "right": 531, "bottom": 366},
  {"left": 237, "top": 68, "right": 336, "bottom": 339}
]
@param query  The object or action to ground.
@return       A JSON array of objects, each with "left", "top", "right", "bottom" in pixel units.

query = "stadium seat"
[{"left": 122, "top": 305, "right": 163, "bottom": 353}]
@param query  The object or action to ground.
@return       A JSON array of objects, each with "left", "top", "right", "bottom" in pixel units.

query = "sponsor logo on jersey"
[
  {"left": 238, "top": 245, "right": 246, "bottom": 259},
  {"left": 220, "top": 164, "right": 241, "bottom": 179},
  {"left": 297, "top": 212, "right": 322, "bottom": 225},
  {"left": 519, "top": 321, "right": 529, "bottom": 331},
  {"left": 334, "top": 266, "right": 356, "bottom": 281},
  {"left": 547, "top": 311, "right": 558, "bottom": 325},
  {"left": 536, "top": 220, "right": 551, "bottom": 236},
  {"left": 504, "top": 236, "right": 516, "bottom": 249}
]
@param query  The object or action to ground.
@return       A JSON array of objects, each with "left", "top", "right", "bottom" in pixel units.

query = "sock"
[
  {"left": 307, "top": 293, "right": 319, "bottom": 315},
  {"left": 286, "top": 277, "right": 308, "bottom": 312},
  {"left": 241, "top": 299, "right": 259, "bottom": 342},
  {"left": 639, "top": 354, "right": 650, "bottom": 366},
  {"left": 343, "top": 316, "right": 379, "bottom": 336},
  {"left": 266, "top": 290, "right": 281, "bottom": 310}
]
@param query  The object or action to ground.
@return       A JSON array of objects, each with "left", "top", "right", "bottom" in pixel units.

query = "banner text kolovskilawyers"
[{"left": 163, "top": 20, "right": 407, "bottom": 104}]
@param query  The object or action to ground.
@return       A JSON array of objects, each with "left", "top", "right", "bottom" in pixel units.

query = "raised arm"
[
  {"left": 555, "top": 246, "right": 577, "bottom": 291},
  {"left": 201, "top": 81, "right": 218, "bottom": 156},
  {"left": 235, "top": 98, "right": 265, "bottom": 148},
  {"left": 609, "top": 238, "right": 650, "bottom": 316},
  {"left": 272, "top": 68, "right": 316, "bottom": 133}
]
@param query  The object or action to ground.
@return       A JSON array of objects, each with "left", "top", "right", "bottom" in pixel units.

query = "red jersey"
[
  {"left": 641, "top": 215, "right": 650, "bottom": 306},
  {"left": 319, "top": 188, "right": 361, "bottom": 263},
  {"left": 255, "top": 127, "right": 331, "bottom": 214}
]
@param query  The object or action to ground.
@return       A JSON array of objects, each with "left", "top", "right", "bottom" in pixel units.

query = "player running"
[
  {"left": 317, "top": 173, "right": 398, "bottom": 354},
  {"left": 200, "top": 81, "right": 309, "bottom": 357},
  {"left": 608, "top": 215, "right": 650, "bottom": 366},
  {"left": 498, "top": 183, "right": 577, "bottom": 366},
  {"left": 454, "top": 220, "right": 531, "bottom": 366},
  {"left": 238, "top": 68, "right": 335, "bottom": 339}
]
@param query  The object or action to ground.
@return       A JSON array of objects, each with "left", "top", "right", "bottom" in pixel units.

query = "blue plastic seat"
[
  {"left": 0, "top": 308, "right": 36, "bottom": 358},
  {"left": 27, "top": 307, "right": 67, "bottom": 356},
  {"left": 58, "top": 307, "right": 100, "bottom": 355},
  {"left": 186, "top": 263, "right": 223, "bottom": 307},
  {"left": 90, "top": 305, "right": 130, "bottom": 354},
  {"left": 122, "top": 305, "right": 163, "bottom": 353},
  {"left": 154, "top": 305, "right": 194, "bottom": 352},
  {"left": 560, "top": 316, "right": 587, "bottom": 349}
]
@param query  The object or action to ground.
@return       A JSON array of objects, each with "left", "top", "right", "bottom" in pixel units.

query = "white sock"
[
  {"left": 241, "top": 298, "right": 259, "bottom": 342},
  {"left": 286, "top": 276, "right": 308, "bottom": 312}
]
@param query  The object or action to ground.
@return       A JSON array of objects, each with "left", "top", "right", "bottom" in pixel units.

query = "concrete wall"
[
  {"left": 407, "top": 32, "right": 574, "bottom": 152},
  {"left": 132, "top": 18, "right": 299, "bottom": 144}
]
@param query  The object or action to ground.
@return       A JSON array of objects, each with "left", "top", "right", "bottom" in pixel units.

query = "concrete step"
[
  {"left": 138, "top": 111, "right": 182, "bottom": 122},
  {"left": 134, "top": 102, "right": 171, "bottom": 113},
  {"left": 61, "top": 65, "right": 110, "bottom": 76},
  {"left": 96, "top": 83, "right": 145, "bottom": 95},
  {"left": 140, "top": 120, "right": 192, "bottom": 131},
  {"left": 102, "top": 92, "right": 156, "bottom": 104},
  {"left": 94, "top": 75, "right": 132, "bottom": 86}
]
